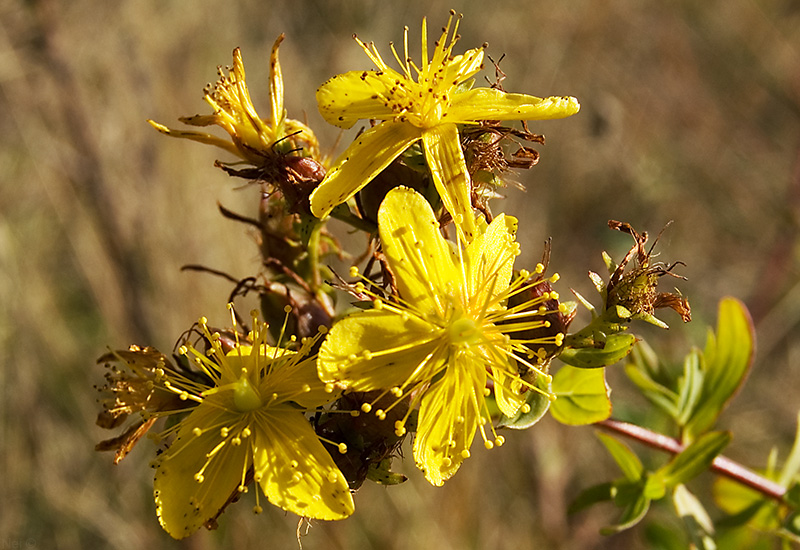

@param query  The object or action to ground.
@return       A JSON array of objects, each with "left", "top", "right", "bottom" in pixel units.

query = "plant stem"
[{"left": 596, "top": 418, "right": 787, "bottom": 502}]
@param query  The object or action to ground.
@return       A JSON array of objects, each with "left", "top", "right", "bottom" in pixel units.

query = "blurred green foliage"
[{"left": 2, "top": 0, "right": 800, "bottom": 548}]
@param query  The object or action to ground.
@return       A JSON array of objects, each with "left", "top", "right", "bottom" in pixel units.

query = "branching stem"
[{"left": 596, "top": 418, "right": 787, "bottom": 502}]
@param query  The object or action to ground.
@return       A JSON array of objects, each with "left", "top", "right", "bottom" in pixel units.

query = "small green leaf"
[
  {"left": 559, "top": 332, "right": 637, "bottom": 369},
  {"left": 779, "top": 413, "right": 800, "bottom": 488},
  {"left": 784, "top": 482, "right": 800, "bottom": 510},
  {"left": 596, "top": 432, "right": 644, "bottom": 482},
  {"left": 660, "top": 431, "right": 731, "bottom": 488},
  {"left": 550, "top": 367, "right": 611, "bottom": 425},
  {"left": 783, "top": 511, "right": 800, "bottom": 539},
  {"left": 643, "top": 472, "right": 667, "bottom": 501},
  {"left": 673, "top": 484, "right": 717, "bottom": 550},
  {"left": 366, "top": 458, "right": 407, "bottom": 485},
  {"left": 600, "top": 489, "right": 651, "bottom": 535},
  {"left": 589, "top": 270, "right": 606, "bottom": 294},
  {"left": 685, "top": 298, "right": 755, "bottom": 439},
  {"left": 675, "top": 350, "right": 705, "bottom": 426},
  {"left": 497, "top": 375, "right": 551, "bottom": 429},
  {"left": 568, "top": 482, "right": 616, "bottom": 515}
]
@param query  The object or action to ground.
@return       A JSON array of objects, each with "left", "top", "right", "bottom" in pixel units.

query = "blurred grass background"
[{"left": 2, "top": 0, "right": 799, "bottom": 548}]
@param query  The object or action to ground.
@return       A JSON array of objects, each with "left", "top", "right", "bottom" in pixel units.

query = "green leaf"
[
  {"left": 783, "top": 511, "right": 800, "bottom": 539},
  {"left": 784, "top": 482, "right": 800, "bottom": 510},
  {"left": 673, "top": 484, "right": 717, "bottom": 550},
  {"left": 685, "top": 298, "right": 755, "bottom": 439},
  {"left": 596, "top": 432, "right": 644, "bottom": 482},
  {"left": 675, "top": 350, "right": 705, "bottom": 426},
  {"left": 550, "top": 366, "right": 611, "bottom": 425},
  {"left": 660, "top": 431, "right": 731, "bottom": 488},
  {"left": 497, "top": 374, "right": 551, "bottom": 429},
  {"left": 559, "top": 332, "right": 637, "bottom": 369},
  {"left": 600, "top": 489, "right": 651, "bottom": 535},
  {"left": 779, "top": 413, "right": 800, "bottom": 488},
  {"left": 568, "top": 482, "right": 616, "bottom": 515}
]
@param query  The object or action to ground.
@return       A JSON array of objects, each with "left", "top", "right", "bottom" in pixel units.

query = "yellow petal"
[
  {"left": 316, "top": 70, "right": 401, "bottom": 129},
  {"left": 491, "top": 362, "right": 527, "bottom": 417},
  {"left": 421, "top": 124, "right": 477, "bottom": 241},
  {"left": 378, "top": 186, "right": 460, "bottom": 315},
  {"left": 318, "top": 308, "right": 440, "bottom": 390},
  {"left": 447, "top": 89, "right": 580, "bottom": 122},
  {"left": 442, "top": 47, "right": 485, "bottom": 87},
  {"left": 266, "top": 355, "right": 334, "bottom": 409},
  {"left": 154, "top": 406, "right": 249, "bottom": 539},
  {"left": 269, "top": 34, "right": 286, "bottom": 133},
  {"left": 413, "top": 361, "right": 481, "bottom": 486},
  {"left": 310, "top": 121, "right": 421, "bottom": 219},
  {"left": 147, "top": 120, "right": 242, "bottom": 158},
  {"left": 253, "top": 411, "right": 354, "bottom": 520},
  {"left": 466, "top": 213, "right": 518, "bottom": 305}
]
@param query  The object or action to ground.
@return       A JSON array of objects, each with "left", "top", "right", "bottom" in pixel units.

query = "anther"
[
  {"left": 376, "top": 409, "right": 387, "bottom": 420},
  {"left": 194, "top": 473, "right": 204, "bottom": 483},
  {"left": 220, "top": 427, "right": 229, "bottom": 437},
  {"left": 192, "top": 427, "right": 202, "bottom": 436},
  {"left": 484, "top": 440, "right": 495, "bottom": 450},
  {"left": 349, "top": 266, "right": 359, "bottom": 277},
  {"left": 461, "top": 450, "right": 471, "bottom": 459},
  {"left": 495, "top": 435, "right": 505, "bottom": 447},
  {"left": 338, "top": 443, "right": 348, "bottom": 454},
  {"left": 361, "top": 403, "right": 372, "bottom": 413}
]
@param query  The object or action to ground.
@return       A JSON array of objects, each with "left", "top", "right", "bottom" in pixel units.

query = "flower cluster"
[{"left": 96, "top": 11, "right": 689, "bottom": 541}]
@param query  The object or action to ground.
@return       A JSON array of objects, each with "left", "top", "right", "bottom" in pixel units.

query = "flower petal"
[
  {"left": 442, "top": 47, "right": 485, "bottom": 87},
  {"left": 269, "top": 34, "right": 286, "bottom": 132},
  {"left": 466, "top": 213, "right": 518, "bottom": 305},
  {"left": 413, "top": 359, "right": 482, "bottom": 486},
  {"left": 378, "top": 186, "right": 460, "bottom": 315},
  {"left": 491, "top": 362, "right": 527, "bottom": 417},
  {"left": 448, "top": 89, "right": 580, "bottom": 122},
  {"left": 422, "top": 124, "right": 477, "bottom": 241},
  {"left": 266, "top": 355, "right": 335, "bottom": 409},
  {"left": 154, "top": 406, "right": 250, "bottom": 539},
  {"left": 310, "top": 121, "right": 421, "bottom": 219},
  {"left": 316, "top": 70, "right": 403, "bottom": 129},
  {"left": 147, "top": 120, "right": 243, "bottom": 159},
  {"left": 318, "top": 308, "right": 440, "bottom": 390},
  {"left": 253, "top": 410, "right": 354, "bottom": 520}
]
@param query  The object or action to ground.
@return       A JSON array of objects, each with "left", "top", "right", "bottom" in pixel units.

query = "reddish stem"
[{"left": 596, "top": 419, "right": 787, "bottom": 502}]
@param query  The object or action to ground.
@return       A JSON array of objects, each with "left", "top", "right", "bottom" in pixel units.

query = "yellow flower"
[
  {"left": 148, "top": 36, "right": 320, "bottom": 168},
  {"left": 317, "top": 187, "right": 564, "bottom": 486},
  {"left": 312, "top": 11, "right": 580, "bottom": 241},
  {"left": 153, "top": 311, "right": 353, "bottom": 539}
]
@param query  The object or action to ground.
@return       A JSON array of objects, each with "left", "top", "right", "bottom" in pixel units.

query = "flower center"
[
  {"left": 233, "top": 372, "right": 263, "bottom": 412},
  {"left": 448, "top": 316, "right": 481, "bottom": 347}
]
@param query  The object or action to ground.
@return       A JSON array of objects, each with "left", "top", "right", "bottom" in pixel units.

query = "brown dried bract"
[{"left": 606, "top": 220, "right": 691, "bottom": 323}]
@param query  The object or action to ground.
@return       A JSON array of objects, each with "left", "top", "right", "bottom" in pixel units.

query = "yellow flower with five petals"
[
  {"left": 312, "top": 12, "right": 580, "bottom": 241},
  {"left": 317, "top": 187, "right": 564, "bottom": 486},
  {"left": 153, "top": 311, "right": 353, "bottom": 539}
]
